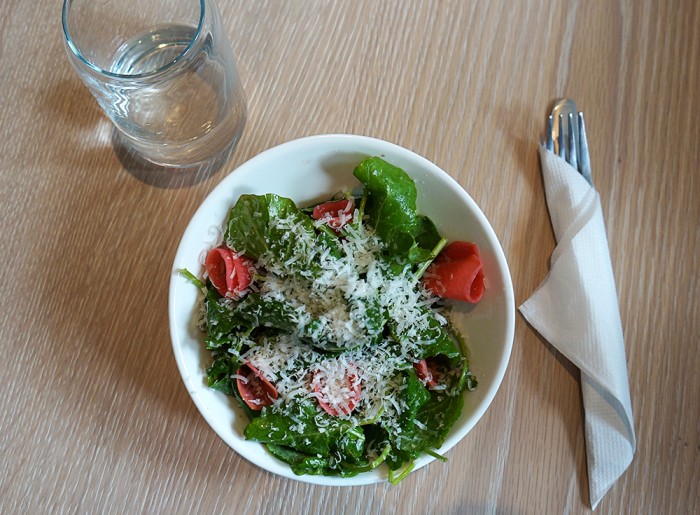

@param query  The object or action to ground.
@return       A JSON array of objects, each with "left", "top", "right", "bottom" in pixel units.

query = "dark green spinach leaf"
[
  {"left": 353, "top": 157, "right": 419, "bottom": 255},
  {"left": 353, "top": 157, "right": 442, "bottom": 264},
  {"left": 389, "top": 307, "right": 461, "bottom": 361},
  {"left": 205, "top": 354, "right": 236, "bottom": 395},
  {"left": 225, "top": 194, "right": 337, "bottom": 275}
]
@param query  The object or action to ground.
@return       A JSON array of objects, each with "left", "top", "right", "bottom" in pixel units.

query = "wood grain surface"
[{"left": 1, "top": 0, "right": 698, "bottom": 513}]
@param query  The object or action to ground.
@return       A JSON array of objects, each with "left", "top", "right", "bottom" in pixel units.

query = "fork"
[{"left": 545, "top": 99, "right": 593, "bottom": 185}]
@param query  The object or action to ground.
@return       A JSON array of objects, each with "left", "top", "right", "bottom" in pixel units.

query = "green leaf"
[
  {"left": 382, "top": 370, "right": 432, "bottom": 471},
  {"left": 234, "top": 293, "right": 300, "bottom": 333},
  {"left": 224, "top": 194, "right": 270, "bottom": 260},
  {"left": 205, "top": 355, "right": 236, "bottom": 395},
  {"left": 402, "top": 368, "right": 431, "bottom": 422},
  {"left": 266, "top": 444, "right": 330, "bottom": 476},
  {"left": 416, "top": 391, "right": 464, "bottom": 447},
  {"left": 353, "top": 157, "right": 444, "bottom": 264},
  {"left": 263, "top": 423, "right": 374, "bottom": 478},
  {"left": 418, "top": 315, "right": 461, "bottom": 361},
  {"left": 389, "top": 307, "right": 460, "bottom": 361},
  {"left": 348, "top": 295, "right": 385, "bottom": 340},
  {"left": 396, "top": 391, "right": 464, "bottom": 457},
  {"left": 353, "top": 157, "right": 420, "bottom": 255},
  {"left": 413, "top": 215, "right": 442, "bottom": 250},
  {"left": 336, "top": 425, "right": 366, "bottom": 464},
  {"left": 244, "top": 402, "right": 354, "bottom": 457},
  {"left": 203, "top": 288, "right": 251, "bottom": 349},
  {"left": 336, "top": 442, "right": 391, "bottom": 475},
  {"left": 225, "top": 194, "right": 337, "bottom": 275}
]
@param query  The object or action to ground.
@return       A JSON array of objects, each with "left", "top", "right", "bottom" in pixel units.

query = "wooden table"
[{"left": 2, "top": 1, "right": 698, "bottom": 513}]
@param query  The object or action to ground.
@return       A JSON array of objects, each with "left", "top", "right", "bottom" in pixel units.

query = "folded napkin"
[{"left": 519, "top": 146, "right": 636, "bottom": 509}]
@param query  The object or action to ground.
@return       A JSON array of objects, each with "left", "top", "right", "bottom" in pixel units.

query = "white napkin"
[{"left": 519, "top": 146, "right": 636, "bottom": 509}]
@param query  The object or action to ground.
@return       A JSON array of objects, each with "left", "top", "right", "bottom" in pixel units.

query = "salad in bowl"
[{"left": 169, "top": 135, "right": 515, "bottom": 485}]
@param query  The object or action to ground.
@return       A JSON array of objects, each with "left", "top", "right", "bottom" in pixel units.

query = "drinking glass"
[{"left": 62, "top": 0, "right": 247, "bottom": 167}]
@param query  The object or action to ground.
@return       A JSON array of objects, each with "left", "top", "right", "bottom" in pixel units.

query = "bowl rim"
[{"left": 168, "top": 133, "right": 515, "bottom": 485}]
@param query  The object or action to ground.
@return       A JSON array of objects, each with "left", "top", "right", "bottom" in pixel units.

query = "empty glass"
[{"left": 62, "top": 0, "right": 247, "bottom": 167}]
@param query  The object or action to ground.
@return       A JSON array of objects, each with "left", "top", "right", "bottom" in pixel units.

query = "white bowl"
[{"left": 169, "top": 134, "right": 515, "bottom": 485}]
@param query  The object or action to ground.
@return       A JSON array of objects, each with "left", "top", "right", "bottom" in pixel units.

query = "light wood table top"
[{"left": 1, "top": 1, "right": 698, "bottom": 513}]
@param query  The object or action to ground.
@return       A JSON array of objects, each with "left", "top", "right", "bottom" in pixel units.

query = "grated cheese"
[{"left": 233, "top": 211, "right": 452, "bottom": 434}]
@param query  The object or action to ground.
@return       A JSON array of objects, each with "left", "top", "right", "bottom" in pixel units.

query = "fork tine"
[
  {"left": 546, "top": 115, "right": 554, "bottom": 151},
  {"left": 557, "top": 114, "right": 566, "bottom": 161},
  {"left": 567, "top": 112, "right": 578, "bottom": 171},
  {"left": 578, "top": 112, "right": 593, "bottom": 185}
]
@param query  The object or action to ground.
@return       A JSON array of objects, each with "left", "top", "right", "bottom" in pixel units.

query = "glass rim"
[{"left": 61, "top": 0, "right": 206, "bottom": 80}]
